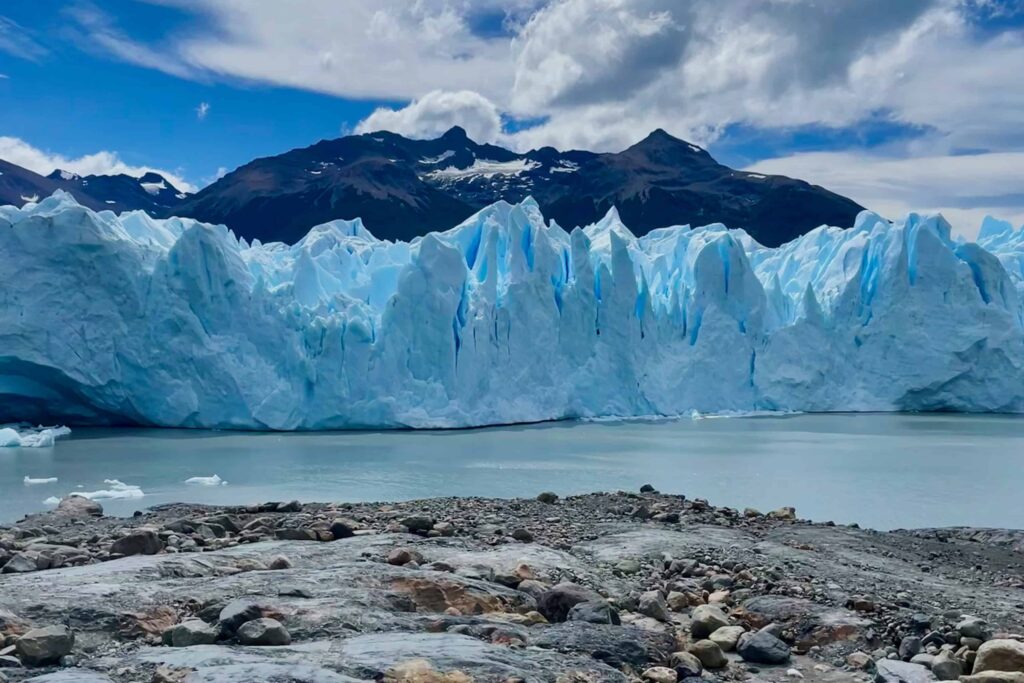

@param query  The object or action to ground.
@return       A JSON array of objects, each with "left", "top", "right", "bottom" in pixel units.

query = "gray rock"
[
  {"left": 400, "top": 516, "right": 434, "bottom": 533},
  {"left": 973, "top": 639, "right": 1024, "bottom": 674},
  {"left": 567, "top": 600, "right": 620, "bottom": 625},
  {"left": 957, "top": 617, "right": 992, "bottom": 641},
  {"left": 533, "top": 621, "right": 676, "bottom": 669},
  {"left": 614, "top": 559, "right": 641, "bottom": 575},
  {"left": 386, "top": 547, "right": 423, "bottom": 566},
  {"left": 874, "top": 660, "right": 937, "bottom": 683},
  {"left": 737, "top": 630, "right": 791, "bottom": 664},
  {"left": 511, "top": 528, "right": 533, "bottom": 543},
  {"left": 0, "top": 655, "right": 20, "bottom": 668},
  {"left": 236, "top": 618, "right": 290, "bottom": 646},
  {"left": 538, "top": 582, "right": 603, "bottom": 622},
  {"left": 688, "top": 640, "right": 727, "bottom": 669},
  {"left": 639, "top": 590, "right": 670, "bottom": 622},
  {"left": 273, "top": 528, "right": 317, "bottom": 541},
  {"left": 536, "top": 492, "right": 558, "bottom": 504},
  {"left": 670, "top": 651, "right": 703, "bottom": 678},
  {"left": 15, "top": 625, "right": 74, "bottom": 665},
  {"left": 54, "top": 496, "right": 102, "bottom": 517},
  {"left": 930, "top": 651, "right": 962, "bottom": 680},
  {"left": 165, "top": 619, "right": 218, "bottom": 647},
  {"left": 2, "top": 552, "right": 42, "bottom": 573},
  {"left": 110, "top": 530, "right": 163, "bottom": 556},
  {"left": 709, "top": 625, "right": 745, "bottom": 652},
  {"left": 217, "top": 599, "right": 262, "bottom": 635},
  {"left": 690, "top": 604, "right": 730, "bottom": 638},
  {"left": 329, "top": 518, "right": 357, "bottom": 539},
  {"left": 901, "top": 636, "right": 923, "bottom": 660}
]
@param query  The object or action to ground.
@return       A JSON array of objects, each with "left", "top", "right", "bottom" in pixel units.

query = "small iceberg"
[
  {"left": 0, "top": 425, "right": 72, "bottom": 448},
  {"left": 185, "top": 474, "right": 227, "bottom": 486},
  {"left": 23, "top": 476, "right": 58, "bottom": 485},
  {"left": 42, "top": 496, "right": 61, "bottom": 505},
  {"left": 71, "top": 479, "right": 144, "bottom": 500}
]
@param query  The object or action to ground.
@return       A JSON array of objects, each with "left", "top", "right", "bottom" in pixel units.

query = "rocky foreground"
[{"left": 1, "top": 489, "right": 1023, "bottom": 683}]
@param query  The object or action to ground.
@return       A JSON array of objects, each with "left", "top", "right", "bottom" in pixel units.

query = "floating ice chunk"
[
  {"left": 185, "top": 474, "right": 227, "bottom": 486},
  {"left": 24, "top": 476, "right": 58, "bottom": 485},
  {"left": 72, "top": 479, "right": 145, "bottom": 500},
  {"left": 42, "top": 496, "right": 61, "bottom": 505},
  {"left": 0, "top": 425, "right": 71, "bottom": 448}
]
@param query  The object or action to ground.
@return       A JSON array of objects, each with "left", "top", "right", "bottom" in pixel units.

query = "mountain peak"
[{"left": 440, "top": 125, "right": 469, "bottom": 142}]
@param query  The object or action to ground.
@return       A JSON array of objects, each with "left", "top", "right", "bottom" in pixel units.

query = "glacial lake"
[{"left": 1, "top": 413, "right": 1022, "bottom": 530}]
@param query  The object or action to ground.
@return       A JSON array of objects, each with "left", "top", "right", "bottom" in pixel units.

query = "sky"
[{"left": 1, "top": 0, "right": 1023, "bottom": 236}]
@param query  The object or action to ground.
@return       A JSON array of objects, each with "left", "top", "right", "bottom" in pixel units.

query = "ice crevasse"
[{"left": 1, "top": 190, "right": 1022, "bottom": 430}]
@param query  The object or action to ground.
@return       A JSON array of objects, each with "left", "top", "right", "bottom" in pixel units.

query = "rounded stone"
[{"left": 236, "top": 618, "right": 291, "bottom": 646}]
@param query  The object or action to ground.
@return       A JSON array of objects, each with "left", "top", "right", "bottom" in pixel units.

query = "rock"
[
  {"left": 567, "top": 601, "right": 620, "bottom": 625},
  {"left": 14, "top": 625, "right": 74, "bottom": 665},
  {"left": 958, "top": 617, "right": 993, "bottom": 641},
  {"left": 642, "top": 666, "right": 676, "bottom": 683},
  {"left": 537, "top": 582, "right": 603, "bottom": 622},
  {"left": 276, "top": 500, "right": 301, "bottom": 512},
  {"left": 670, "top": 651, "right": 704, "bottom": 678},
  {"left": 0, "top": 655, "right": 20, "bottom": 668},
  {"left": 217, "top": 599, "right": 262, "bottom": 635},
  {"left": 690, "top": 604, "right": 730, "bottom": 638},
  {"left": 930, "top": 651, "right": 962, "bottom": 680},
  {"left": 960, "top": 674, "right": 1024, "bottom": 683},
  {"left": 965, "top": 638, "right": 986, "bottom": 651},
  {"left": 639, "top": 484, "right": 656, "bottom": 493},
  {"left": 432, "top": 521, "right": 455, "bottom": 537},
  {"left": 768, "top": 507, "right": 796, "bottom": 520},
  {"left": 329, "top": 518, "right": 358, "bottom": 539},
  {"left": 639, "top": 590, "right": 670, "bottom": 622},
  {"left": 874, "top": 660, "right": 937, "bottom": 683},
  {"left": 536, "top": 492, "right": 558, "bottom": 504},
  {"left": 974, "top": 640, "right": 1024, "bottom": 674},
  {"left": 110, "top": 529, "right": 163, "bottom": 556},
  {"left": 54, "top": 496, "right": 103, "bottom": 517},
  {"left": 532, "top": 622, "right": 677, "bottom": 669},
  {"left": 615, "top": 558, "right": 641, "bottom": 575},
  {"left": 709, "top": 625, "right": 746, "bottom": 652},
  {"left": 900, "top": 636, "right": 923, "bottom": 660},
  {"left": 688, "top": 640, "right": 727, "bottom": 669},
  {"left": 847, "top": 652, "right": 873, "bottom": 670},
  {"left": 511, "top": 528, "right": 533, "bottom": 543},
  {"left": 165, "top": 619, "right": 218, "bottom": 647},
  {"left": 274, "top": 528, "right": 317, "bottom": 541},
  {"left": 387, "top": 548, "right": 424, "bottom": 566},
  {"left": 911, "top": 654, "right": 935, "bottom": 668},
  {"left": 2, "top": 552, "right": 42, "bottom": 573},
  {"left": 236, "top": 618, "right": 291, "bottom": 646},
  {"left": 401, "top": 516, "right": 434, "bottom": 533},
  {"left": 737, "top": 630, "right": 791, "bottom": 664},
  {"left": 268, "top": 555, "right": 292, "bottom": 570}
]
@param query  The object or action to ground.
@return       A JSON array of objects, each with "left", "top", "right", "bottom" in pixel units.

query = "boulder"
[
  {"left": 567, "top": 601, "right": 620, "bottom": 625},
  {"left": 874, "top": 660, "right": 937, "bottom": 683},
  {"left": 536, "top": 492, "right": 559, "bottom": 504},
  {"left": 217, "top": 599, "right": 262, "bottom": 635},
  {"left": 688, "top": 640, "right": 727, "bottom": 669},
  {"left": 974, "top": 640, "right": 1024, "bottom": 674},
  {"left": 670, "top": 651, "right": 704, "bottom": 678},
  {"left": 960, "top": 674, "right": 1024, "bottom": 683},
  {"left": 14, "top": 625, "right": 74, "bottom": 665},
  {"left": 386, "top": 548, "right": 424, "bottom": 566},
  {"left": 110, "top": 530, "right": 163, "bottom": 556},
  {"left": 930, "top": 651, "right": 962, "bottom": 680},
  {"left": 400, "top": 516, "right": 434, "bottom": 533},
  {"left": 958, "top": 617, "right": 993, "bottom": 641},
  {"left": 511, "top": 528, "right": 533, "bottom": 543},
  {"left": 642, "top": 666, "right": 676, "bottom": 683},
  {"left": 55, "top": 496, "right": 103, "bottom": 517},
  {"left": 690, "top": 604, "right": 730, "bottom": 638},
  {"left": 538, "top": 582, "right": 603, "bottom": 622},
  {"left": 737, "top": 630, "right": 791, "bottom": 664},
  {"left": 236, "top": 618, "right": 291, "bottom": 646},
  {"left": 165, "top": 619, "right": 218, "bottom": 647},
  {"left": 709, "top": 625, "right": 746, "bottom": 652},
  {"left": 2, "top": 552, "right": 43, "bottom": 573},
  {"left": 329, "top": 518, "right": 358, "bottom": 539},
  {"left": 639, "top": 590, "right": 670, "bottom": 622}
]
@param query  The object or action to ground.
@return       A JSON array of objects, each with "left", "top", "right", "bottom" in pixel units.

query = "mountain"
[
  {"left": 173, "top": 127, "right": 863, "bottom": 247},
  {"left": 0, "top": 160, "right": 187, "bottom": 215},
  {"left": 2, "top": 193, "right": 1021, "bottom": 428}
]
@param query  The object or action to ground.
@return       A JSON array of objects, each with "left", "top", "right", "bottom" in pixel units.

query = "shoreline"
[{"left": 1, "top": 489, "right": 1022, "bottom": 682}]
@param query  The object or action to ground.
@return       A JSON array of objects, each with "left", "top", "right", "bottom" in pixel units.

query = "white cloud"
[
  {"left": 356, "top": 90, "right": 503, "bottom": 143},
  {"left": 196, "top": 101, "right": 210, "bottom": 120},
  {"left": 0, "top": 16, "right": 48, "bottom": 62},
  {"left": 746, "top": 150, "right": 1024, "bottom": 239},
  {"left": 0, "top": 136, "right": 197, "bottom": 193}
]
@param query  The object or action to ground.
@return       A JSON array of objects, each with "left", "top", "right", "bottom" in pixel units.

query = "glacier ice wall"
[{"left": 1, "top": 191, "right": 1023, "bottom": 429}]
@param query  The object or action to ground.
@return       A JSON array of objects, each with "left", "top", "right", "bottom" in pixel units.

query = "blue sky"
[{"left": 1, "top": 0, "right": 1023, "bottom": 234}]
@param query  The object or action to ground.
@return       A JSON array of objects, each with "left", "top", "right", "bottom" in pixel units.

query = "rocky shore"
[{"left": 1, "top": 489, "right": 1022, "bottom": 683}]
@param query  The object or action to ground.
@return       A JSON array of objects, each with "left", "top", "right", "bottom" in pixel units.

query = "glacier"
[{"left": 0, "top": 190, "right": 1022, "bottom": 430}]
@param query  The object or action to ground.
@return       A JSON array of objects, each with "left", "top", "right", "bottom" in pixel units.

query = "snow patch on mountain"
[
  {"left": 1, "top": 191, "right": 1022, "bottom": 430},
  {"left": 427, "top": 158, "right": 541, "bottom": 182}
]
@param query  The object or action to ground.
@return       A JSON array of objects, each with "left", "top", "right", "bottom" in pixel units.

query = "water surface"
[{"left": 2, "top": 413, "right": 1021, "bottom": 530}]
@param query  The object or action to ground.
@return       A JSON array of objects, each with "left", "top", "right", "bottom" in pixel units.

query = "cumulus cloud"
[
  {"left": 0, "top": 136, "right": 196, "bottom": 193},
  {"left": 356, "top": 90, "right": 503, "bottom": 143},
  {"left": 747, "top": 150, "right": 1024, "bottom": 239}
]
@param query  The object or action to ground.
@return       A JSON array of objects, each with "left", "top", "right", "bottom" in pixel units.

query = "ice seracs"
[{"left": 0, "top": 190, "right": 1022, "bottom": 430}]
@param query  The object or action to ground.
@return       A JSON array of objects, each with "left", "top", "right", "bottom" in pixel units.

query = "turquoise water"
[{"left": 1, "top": 413, "right": 1021, "bottom": 530}]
